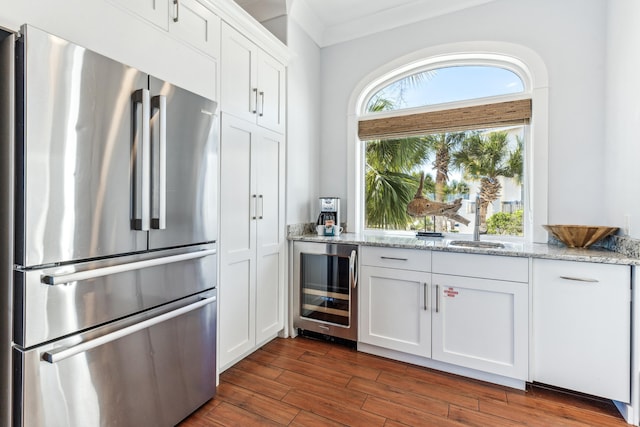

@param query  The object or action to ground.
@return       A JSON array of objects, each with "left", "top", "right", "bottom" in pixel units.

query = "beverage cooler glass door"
[{"left": 300, "top": 252, "right": 352, "bottom": 326}]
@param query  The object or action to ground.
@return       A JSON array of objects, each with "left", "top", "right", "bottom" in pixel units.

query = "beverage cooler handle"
[
  {"left": 151, "top": 95, "right": 167, "bottom": 230},
  {"left": 40, "top": 249, "right": 216, "bottom": 285},
  {"left": 349, "top": 250, "right": 358, "bottom": 289},
  {"left": 41, "top": 295, "right": 216, "bottom": 364},
  {"left": 132, "top": 88, "right": 150, "bottom": 231}
]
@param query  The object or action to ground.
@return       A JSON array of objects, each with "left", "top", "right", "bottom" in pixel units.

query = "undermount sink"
[{"left": 448, "top": 240, "right": 506, "bottom": 249}]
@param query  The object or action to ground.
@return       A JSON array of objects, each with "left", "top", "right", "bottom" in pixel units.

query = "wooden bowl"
[{"left": 543, "top": 225, "right": 618, "bottom": 248}]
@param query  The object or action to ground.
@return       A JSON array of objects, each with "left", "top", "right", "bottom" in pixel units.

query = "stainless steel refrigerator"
[{"left": 0, "top": 25, "right": 218, "bottom": 426}]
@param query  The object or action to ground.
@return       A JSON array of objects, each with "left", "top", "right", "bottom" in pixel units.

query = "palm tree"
[
  {"left": 453, "top": 130, "right": 523, "bottom": 231},
  {"left": 364, "top": 97, "right": 431, "bottom": 229},
  {"left": 423, "top": 132, "right": 466, "bottom": 231},
  {"left": 365, "top": 137, "right": 429, "bottom": 228}
]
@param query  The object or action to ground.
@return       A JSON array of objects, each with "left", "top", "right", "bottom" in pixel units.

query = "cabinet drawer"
[
  {"left": 360, "top": 246, "right": 431, "bottom": 271},
  {"left": 432, "top": 252, "right": 528, "bottom": 283}
]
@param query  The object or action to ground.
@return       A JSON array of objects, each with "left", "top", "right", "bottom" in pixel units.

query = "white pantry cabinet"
[
  {"left": 108, "top": 0, "right": 221, "bottom": 58},
  {"left": 359, "top": 247, "right": 432, "bottom": 357},
  {"left": 532, "top": 259, "right": 631, "bottom": 402},
  {"left": 218, "top": 114, "right": 285, "bottom": 370},
  {"left": 221, "top": 22, "right": 285, "bottom": 133}
]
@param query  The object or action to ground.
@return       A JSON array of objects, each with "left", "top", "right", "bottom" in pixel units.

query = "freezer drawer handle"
[
  {"left": 41, "top": 295, "right": 216, "bottom": 364},
  {"left": 40, "top": 249, "right": 216, "bottom": 285}
]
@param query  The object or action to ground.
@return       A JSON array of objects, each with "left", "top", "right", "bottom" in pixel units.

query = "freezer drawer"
[
  {"left": 15, "top": 245, "right": 216, "bottom": 348},
  {"left": 14, "top": 290, "right": 217, "bottom": 427}
]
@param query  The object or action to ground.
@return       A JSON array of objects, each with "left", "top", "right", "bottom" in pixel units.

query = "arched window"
[{"left": 357, "top": 58, "right": 532, "bottom": 238}]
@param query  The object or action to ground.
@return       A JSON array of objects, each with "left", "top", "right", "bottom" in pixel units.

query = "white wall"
[
  {"left": 318, "top": 0, "right": 608, "bottom": 230},
  {"left": 604, "top": 0, "right": 640, "bottom": 238},
  {"left": 285, "top": 18, "right": 322, "bottom": 224}
]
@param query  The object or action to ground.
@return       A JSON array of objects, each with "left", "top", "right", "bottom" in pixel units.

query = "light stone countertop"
[{"left": 288, "top": 232, "right": 640, "bottom": 266}]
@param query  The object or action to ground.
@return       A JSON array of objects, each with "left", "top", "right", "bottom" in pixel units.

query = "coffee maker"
[{"left": 317, "top": 197, "right": 340, "bottom": 236}]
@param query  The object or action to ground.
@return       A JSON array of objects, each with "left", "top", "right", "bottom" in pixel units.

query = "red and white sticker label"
[{"left": 444, "top": 287, "right": 458, "bottom": 298}]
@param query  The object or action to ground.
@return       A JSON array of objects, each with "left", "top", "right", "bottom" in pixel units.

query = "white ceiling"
[{"left": 234, "top": 0, "right": 497, "bottom": 47}]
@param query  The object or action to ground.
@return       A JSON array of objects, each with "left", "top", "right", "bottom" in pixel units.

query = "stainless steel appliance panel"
[
  {"left": 148, "top": 77, "right": 218, "bottom": 250},
  {"left": 17, "top": 25, "right": 149, "bottom": 267},
  {"left": 0, "top": 31, "right": 15, "bottom": 427},
  {"left": 15, "top": 290, "right": 217, "bottom": 427},
  {"left": 15, "top": 245, "right": 216, "bottom": 348}
]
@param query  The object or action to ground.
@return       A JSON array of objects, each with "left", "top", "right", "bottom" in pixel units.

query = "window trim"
[{"left": 346, "top": 42, "right": 549, "bottom": 242}]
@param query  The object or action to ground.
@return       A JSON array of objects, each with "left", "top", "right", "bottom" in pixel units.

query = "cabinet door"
[
  {"left": 432, "top": 274, "right": 528, "bottom": 380},
  {"left": 169, "top": 0, "right": 221, "bottom": 58},
  {"left": 109, "top": 0, "right": 170, "bottom": 30},
  {"left": 533, "top": 259, "right": 630, "bottom": 402},
  {"left": 255, "top": 129, "right": 284, "bottom": 344},
  {"left": 221, "top": 23, "right": 257, "bottom": 123},
  {"left": 360, "top": 266, "right": 431, "bottom": 357},
  {"left": 256, "top": 51, "right": 285, "bottom": 133},
  {"left": 219, "top": 115, "right": 257, "bottom": 369}
]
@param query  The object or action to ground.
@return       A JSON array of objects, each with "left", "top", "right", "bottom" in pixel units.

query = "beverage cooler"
[{"left": 293, "top": 242, "right": 358, "bottom": 343}]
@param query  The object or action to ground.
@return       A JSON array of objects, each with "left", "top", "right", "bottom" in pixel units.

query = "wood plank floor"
[{"left": 178, "top": 337, "right": 629, "bottom": 426}]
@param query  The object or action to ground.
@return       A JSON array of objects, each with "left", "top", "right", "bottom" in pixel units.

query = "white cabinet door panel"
[
  {"left": 221, "top": 24, "right": 257, "bottom": 123},
  {"left": 533, "top": 259, "right": 630, "bottom": 402},
  {"left": 360, "top": 266, "right": 431, "bottom": 357},
  {"left": 219, "top": 259, "right": 255, "bottom": 367},
  {"left": 169, "top": 0, "right": 220, "bottom": 57},
  {"left": 256, "top": 51, "right": 285, "bottom": 133},
  {"left": 432, "top": 273, "right": 528, "bottom": 380}
]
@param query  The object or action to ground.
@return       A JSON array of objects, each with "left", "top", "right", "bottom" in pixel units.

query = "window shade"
[{"left": 358, "top": 99, "right": 532, "bottom": 140}]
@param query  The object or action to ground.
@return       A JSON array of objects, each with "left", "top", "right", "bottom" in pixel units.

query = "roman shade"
[{"left": 358, "top": 98, "right": 532, "bottom": 140}]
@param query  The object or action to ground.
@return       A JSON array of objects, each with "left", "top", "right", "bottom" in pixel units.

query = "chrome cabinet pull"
[
  {"left": 423, "top": 282, "right": 428, "bottom": 311},
  {"left": 380, "top": 256, "right": 408, "bottom": 261},
  {"left": 40, "top": 249, "right": 216, "bottom": 285},
  {"left": 251, "top": 194, "right": 257, "bottom": 219},
  {"left": 132, "top": 89, "right": 150, "bottom": 231},
  {"left": 173, "top": 0, "right": 179, "bottom": 22},
  {"left": 259, "top": 91, "right": 265, "bottom": 117},
  {"left": 258, "top": 195, "right": 264, "bottom": 219},
  {"left": 559, "top": 276, "right": 599, "bottom": 283},
  {"left": 349, "top": 250, "right": 358, "bottom": 289},
  {"left": 435, "top": 284, "right": 440, "bottom": 313},
  {"left": 251, "top": 88, "right": 258, "bottom": 114},
  {"left": 151, "top": 95, "right": 167, "bottom": 230},
  {"left": 42, "top": 296, "right": 216, "bottom": 363}
]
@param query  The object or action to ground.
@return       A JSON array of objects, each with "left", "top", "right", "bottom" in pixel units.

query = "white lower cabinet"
[
  {"left": 359, "top": 248, "right": 528, "bottom": 383},
  {"left": 431, "top": 273, "right": 528, "bottom": 380},
  {"left": 360, "top": 266, "right": 431, "bottom": 357},
  {"left": 532, "top": 259, "right": 631, "bottom": 402}
]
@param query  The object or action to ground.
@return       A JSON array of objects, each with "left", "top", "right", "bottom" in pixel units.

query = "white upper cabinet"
[
  {"left": 109, "top": 0, "right": 170, "bottom": 30},
  {"left": 221, "top": 22, "right": 285, "bottom": 133},
  {"left": 169, "top": 0, "right": 220, "bottom": 58},
  {"left": 108, "top": 0, "right": 220, "bottom": 58}
]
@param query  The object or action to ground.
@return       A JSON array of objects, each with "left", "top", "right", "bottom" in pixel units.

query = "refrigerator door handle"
[
  {"left": 151, "top": 94, "right": 167, "bottom": 230},
  {"left": 41, "top": 295, "right": 217, "bottom": 364},
  {"left": 132, "top": 88, "right": 151, "bottom": 231},
  {"left": 40, "top": 249, "right": 216, "bottom": 285}
]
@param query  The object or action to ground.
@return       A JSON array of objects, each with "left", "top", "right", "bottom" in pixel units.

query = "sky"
[{"left": 369, "top": 65, "right": 524, "bottom": 110}]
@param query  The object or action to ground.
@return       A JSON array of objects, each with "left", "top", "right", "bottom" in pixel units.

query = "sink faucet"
[{"left": 473, "top": 194, "right": 481, "bottom": 241}]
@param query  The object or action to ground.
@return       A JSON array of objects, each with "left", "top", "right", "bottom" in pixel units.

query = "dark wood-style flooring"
[{"left": 178, "top": 337, "right": 628, "bottom": 426}]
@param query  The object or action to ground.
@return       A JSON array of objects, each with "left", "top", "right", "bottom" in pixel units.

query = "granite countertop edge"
[{"left": 288, "top": 233, "right": 640, "bottom": 266}]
